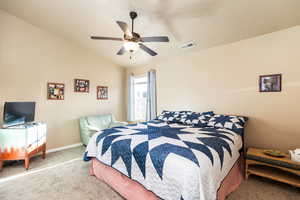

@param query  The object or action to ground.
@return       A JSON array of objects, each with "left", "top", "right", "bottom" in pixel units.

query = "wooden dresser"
[{"left": 0, "top": 123, "right": 47, "bottom": 170}]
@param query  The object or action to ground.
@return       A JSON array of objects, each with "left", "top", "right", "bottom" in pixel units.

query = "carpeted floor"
[
  {"left": 0, "top": 146, "right": 299, "bottom": 200},
  {"left": 0, "top": 146, "right": 85, "bottom": 179}
]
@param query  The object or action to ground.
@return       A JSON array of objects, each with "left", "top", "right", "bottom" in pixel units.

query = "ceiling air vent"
[{"left": 180, "top": 41, "right": 196, "bottom": 49}]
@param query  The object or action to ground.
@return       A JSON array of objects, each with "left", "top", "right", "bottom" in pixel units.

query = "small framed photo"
[
  {"left": 47, "top": 82, "right": 65, "bottom": 100},
  {"left": 74, "top": 79, "right": 89, "bottom": 93},
  {"left": 259, "top": 74, "right": 282, "bottom": 92},
  {"left": 97, "top": 86, "right": 108, "bottom": 100}
]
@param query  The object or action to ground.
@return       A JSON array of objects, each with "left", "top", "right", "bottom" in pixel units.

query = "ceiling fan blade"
[
  {"left": 116, "top": 46, "right": 126, "bottom": 55},
  {"left": 91, "top": 36, "right": 123, "bottom": 41},
  {"left": 141, "top": 36, "right": 169, "bottom": 42},
  {"left": 139, "top": 43, "right": 157, "bottom": 56},
  {"left": 116, "top": 21, "right": 132, "bottom": 37}
]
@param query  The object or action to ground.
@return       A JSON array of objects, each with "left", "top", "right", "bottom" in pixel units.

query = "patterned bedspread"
[{"left": 84, "top": 120, "right": 243, "bottom": 200}]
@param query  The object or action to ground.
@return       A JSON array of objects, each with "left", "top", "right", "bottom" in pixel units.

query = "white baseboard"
[{"left": 46, "top": 143, "right": 83, "bottom": 154}]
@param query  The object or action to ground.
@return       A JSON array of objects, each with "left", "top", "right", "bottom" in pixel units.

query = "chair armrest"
[
  {"left": 109, "top": 121, "right": 128, "bottom": 128},
  {"left": 85, "top": 125, "right": 101, "bottom": 137},
  {"left": 86, "top": 125, "right": 100, "bottom": 132}
]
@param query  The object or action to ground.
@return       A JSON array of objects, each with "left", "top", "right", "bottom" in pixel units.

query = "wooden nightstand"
[{"left": 245, "top": 147, "right": 300, "bottom": 188}]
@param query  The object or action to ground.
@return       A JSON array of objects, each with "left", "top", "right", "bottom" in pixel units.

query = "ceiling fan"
[{"left": 91, "top": 11, "right": 169, "bottom": 57}]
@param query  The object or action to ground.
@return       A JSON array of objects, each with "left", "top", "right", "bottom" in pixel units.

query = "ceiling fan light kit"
[
  {"left": 91, "top": 11, "right": 169, "bottom": 58},
  {"left": 124, "top": 41, "right": 139, "bottom": 52}
]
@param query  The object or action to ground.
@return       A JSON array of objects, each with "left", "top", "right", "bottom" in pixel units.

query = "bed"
[{"left": 84, "top": 119, "right": 245, "bottom": 200}]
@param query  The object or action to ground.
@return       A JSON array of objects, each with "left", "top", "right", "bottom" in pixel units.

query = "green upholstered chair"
[{"left": 79, "top": 114, "right": 127, "bottom": 146}]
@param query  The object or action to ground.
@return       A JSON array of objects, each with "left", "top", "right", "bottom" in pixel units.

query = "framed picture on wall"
[
  {"left": 259, "top": 74, "right": 282, "bottom": 92},
  {"left": 74, "top": 79, "right": 89, "bottom": 93},
  {"left": 97, "top": 86, "right": 108, "bottom": 100},
  {"left": 47, "top": 82, "right": 65, "bottom": 100}
]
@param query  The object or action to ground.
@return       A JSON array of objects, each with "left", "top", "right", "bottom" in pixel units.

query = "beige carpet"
[
  {"left": 0, "top": 146, "right": 85, "bottom": 179},
  {"left": 0, "top": 147, "right": 299, "bottom": 200},
  {"left": 0, "top": 159, "right": 123, "bottom": 200}
]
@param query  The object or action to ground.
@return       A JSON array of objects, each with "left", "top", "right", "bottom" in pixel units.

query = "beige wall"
[
  {"left": 0, "top": 10, "right": 126, "bottom": 149},
  {"left": 128, "top": 26, "right": 300, "bottom": 151}
]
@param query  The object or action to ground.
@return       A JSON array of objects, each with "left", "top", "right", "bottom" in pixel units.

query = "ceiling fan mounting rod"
[
  {"left": 130, "top": 11, "right": 137, "bottom": 33},
  {"left": 132, "top": 17, "right": 134, "bottom": 33}
]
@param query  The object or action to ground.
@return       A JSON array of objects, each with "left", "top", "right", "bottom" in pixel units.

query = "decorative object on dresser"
[
  {"left": 263, "top": 149, "right": 285, "bottom": 157},
  {"left": 259, "top": 74, "right": 282, "bottom": 92},
  {"left": 97, "top": 86, "right": 108, "bottom": 100},
  {"left": 74, "top": 79, "right": 89, "bottom": 93},
  {"left": 245, "top": 147, "right": 300, "bottom": 188},
  {"left": 289, "top": 149, "right": 300, "bottom": 162},
  {"left": 0, "top": 123, "right": 47, "bottom": 171},
  {"left": 47, "top": 82, "right": 65, "bottom": 100}
]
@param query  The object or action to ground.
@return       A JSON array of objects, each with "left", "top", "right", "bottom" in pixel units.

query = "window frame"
[{"left": 132, "top": 74, "right": 148, "bottom": 121}]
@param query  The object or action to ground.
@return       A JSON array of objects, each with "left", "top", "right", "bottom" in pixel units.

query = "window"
[{"left": 133, "top": 76, "right": 148, "bottom": 121}]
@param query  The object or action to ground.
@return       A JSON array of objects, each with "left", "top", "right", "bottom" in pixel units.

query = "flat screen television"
[{"left": 3, "top": 102, "right": 36, "bottom": 128}]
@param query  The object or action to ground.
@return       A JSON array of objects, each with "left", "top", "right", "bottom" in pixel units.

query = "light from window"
[{"left": 133, "top": 76, "right": 148, "bottom": 121}]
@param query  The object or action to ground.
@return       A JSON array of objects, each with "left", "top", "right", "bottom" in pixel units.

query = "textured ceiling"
[{"left": 1, "top": 0, "right": 300, "bottom": 67}]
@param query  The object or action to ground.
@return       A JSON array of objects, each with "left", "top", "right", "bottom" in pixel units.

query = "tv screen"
[{"left": 3, "top": 102, "right": 36, "bottom": 127}]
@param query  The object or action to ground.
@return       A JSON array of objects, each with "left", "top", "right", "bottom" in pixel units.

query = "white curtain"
[
  {"left": 146, "top": 70, "right": 157, "bottom": 121},
  {"left": 127, "top": 73, "right": 135, "bottom": 121}
]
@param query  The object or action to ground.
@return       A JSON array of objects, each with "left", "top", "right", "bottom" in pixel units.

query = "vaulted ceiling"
[{"left": 1, "top": 0, "right": 300, "bottom": 67}]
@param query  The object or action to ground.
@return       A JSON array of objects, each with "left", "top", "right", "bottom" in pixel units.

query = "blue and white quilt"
[{"left": 84, "top": 120, "right": 243, "bottom": 200}]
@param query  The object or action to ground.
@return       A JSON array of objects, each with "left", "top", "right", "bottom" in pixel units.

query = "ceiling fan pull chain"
[{"left": 129, "top": 50, "right": 134, "bottom": 60}]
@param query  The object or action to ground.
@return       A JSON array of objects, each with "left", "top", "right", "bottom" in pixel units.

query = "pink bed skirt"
[{"left": 89, "top": 156, "right": 244, "bottom": 200}]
